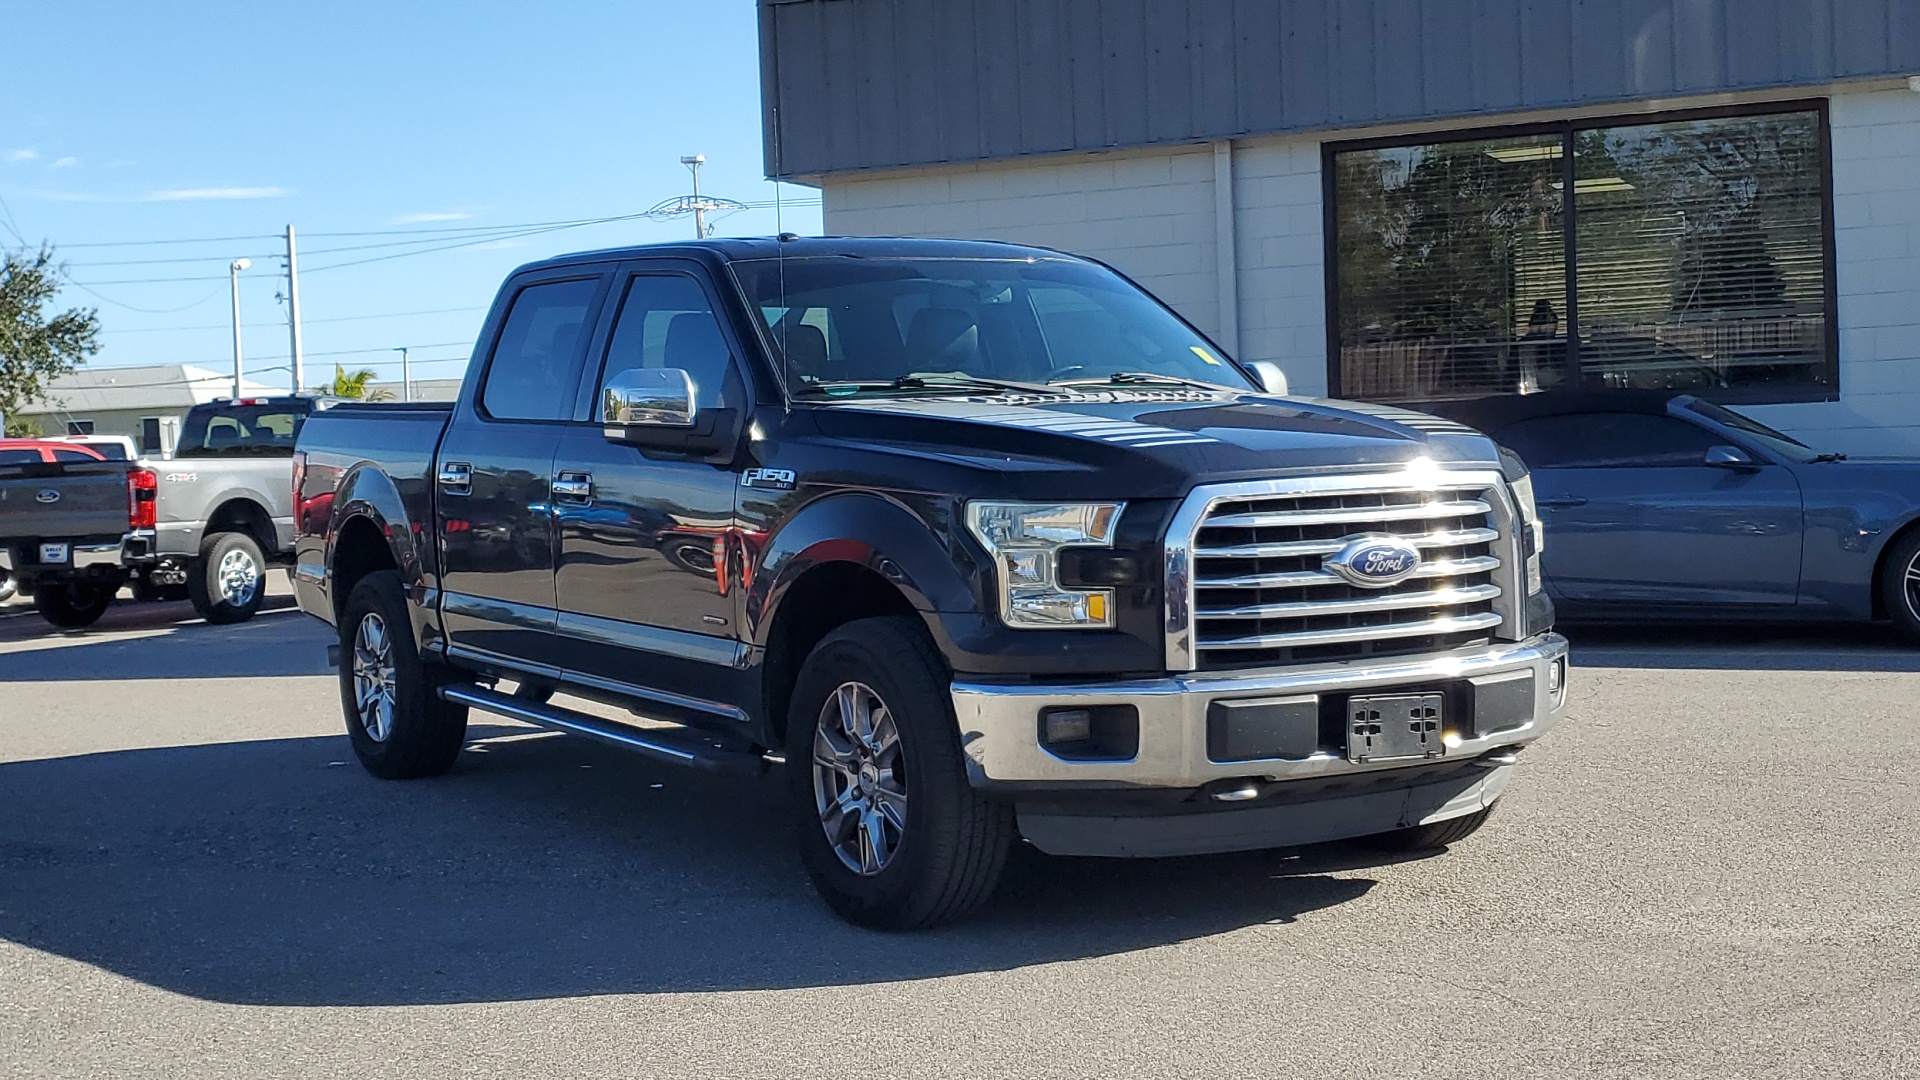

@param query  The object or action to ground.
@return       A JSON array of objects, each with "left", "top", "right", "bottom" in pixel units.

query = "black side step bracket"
[{"left": 439, "top": 684, "right": 768, "bottom": 776}]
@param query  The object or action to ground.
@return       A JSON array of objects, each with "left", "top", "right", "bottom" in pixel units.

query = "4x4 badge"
[{"left": 741, "top": 468, "right": 796, "bottom": 491}]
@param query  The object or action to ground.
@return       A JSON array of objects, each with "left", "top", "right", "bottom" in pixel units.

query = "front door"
[
  {"left": 1503, "top": 411, "right": 1804, "bottom": 606},
  {"left": 437, "top": 270, "right": 608, "bottom": 667},
  {"left": 552, "top": 264, "right": 747, "bottom": 700}
]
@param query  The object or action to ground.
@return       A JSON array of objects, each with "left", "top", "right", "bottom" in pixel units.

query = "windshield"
[
  {"left": 1683, "top": 400, "right": 1819, "bottom": 463},
  {"left": 177, "top": 403, "right": 309, "bottom": 458},
  {"left": 730, "top": 256, "right": 1251, "bottom": 397}
]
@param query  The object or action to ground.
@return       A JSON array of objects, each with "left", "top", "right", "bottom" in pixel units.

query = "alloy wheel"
[
  {"left": 1906, "top": 550, "right": 1920, "bottom": 623},
  {"left": 217, "top": 547, "right": 260, "bottom": 607},
  {"left": 352, "top": 612, "right": 398, "bottom": 742},
  {"left": 811, "top": 681, "right": 908, "bottom": 876}
]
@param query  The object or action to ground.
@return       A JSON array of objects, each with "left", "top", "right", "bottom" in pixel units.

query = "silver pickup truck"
[{"left": 1, "top": 396, "right": 332, "bottom": 628}]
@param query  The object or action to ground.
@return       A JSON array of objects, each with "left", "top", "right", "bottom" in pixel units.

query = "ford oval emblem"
[
  {"left": 35, "top": 489, "right": 60, "bottom": 505},
  {"left": 1325, "top": 537, "right": 1422, "bottom": 588}
]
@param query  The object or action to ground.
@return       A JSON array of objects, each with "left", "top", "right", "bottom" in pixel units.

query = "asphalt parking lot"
[{"left": 0, "top": 582, "right": 1914, "bottom": 1080}]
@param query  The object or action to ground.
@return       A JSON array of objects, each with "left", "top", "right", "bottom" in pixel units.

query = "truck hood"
[{"left": 808, "top": 388, "right": 1501, "bottom": 499}]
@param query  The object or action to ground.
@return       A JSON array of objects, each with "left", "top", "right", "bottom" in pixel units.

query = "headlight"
[
  {"left": 965, "top": 501, "right": 1124, "bottom": 629},
  {"left": 1497, "top": 447, "right": 1545, "bottom": 596}
]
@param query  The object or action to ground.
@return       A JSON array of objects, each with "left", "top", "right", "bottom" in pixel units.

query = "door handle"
[
  {"left": 551, "top": 471, "right": 593, "bottom": 500},
  {"left": 437, "top": 461, "right": 472, "bottom": 495},
  {"left": 1536, "top": 496, "right": 1587, "bottom": 509}
]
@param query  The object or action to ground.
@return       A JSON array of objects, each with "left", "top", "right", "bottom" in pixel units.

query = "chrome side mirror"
[
  {"left": 602, "top": 368, "right": 696, "bottom": 428},
  {"left": 1705, "top": 444, "right": 1756, "bottom": 469},
  {"left": 1246, "top": 361, "right": 1290, "bottom": 396}
]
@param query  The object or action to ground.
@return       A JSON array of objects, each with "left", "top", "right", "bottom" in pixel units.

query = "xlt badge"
[{"left": 741, "top": 468, "right": 796, "bottom": 491}]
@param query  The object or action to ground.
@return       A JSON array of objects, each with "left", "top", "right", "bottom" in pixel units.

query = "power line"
[{"left": 100, "top": 304, "right": 487, "bottom": 335}]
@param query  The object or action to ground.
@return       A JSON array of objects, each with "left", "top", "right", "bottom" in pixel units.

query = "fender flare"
[
  {"left": 326, "top": 462, "right": 430, "bottom": 599},
  {"left": 744, "top": 491, "right": 976, "bottom": 648}
]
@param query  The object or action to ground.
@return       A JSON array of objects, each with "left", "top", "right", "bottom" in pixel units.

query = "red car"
[{"left": 0, "top": 439, "right": 107, "bottom": 464}]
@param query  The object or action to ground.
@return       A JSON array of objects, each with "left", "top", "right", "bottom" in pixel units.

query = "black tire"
[
  {"left": 1879, "top": 530, "right": 1920, "bottom": 645},
  {"left": 785, "top": 615, "right": 1015, "bottom": 931},
  {"left": 337, "top": 570, "right": 469, "bottom": 779},
  {"left": 1361, "top": 804, "right": 1497, "bottom": 853},
  {"left": 34, "top": 581, "right": 114, "bottom": 629},
  {"left": 186, "top": 531, "right": 268, "bottom": 624}
]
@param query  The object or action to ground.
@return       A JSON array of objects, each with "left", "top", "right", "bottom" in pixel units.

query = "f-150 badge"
[{"left": 741, "top": 468, "right": 796, "bottom": 491}]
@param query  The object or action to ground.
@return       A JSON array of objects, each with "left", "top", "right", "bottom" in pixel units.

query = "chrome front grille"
[{"left": 1166, "top": 469, "right": 1518, "bottom": 672}]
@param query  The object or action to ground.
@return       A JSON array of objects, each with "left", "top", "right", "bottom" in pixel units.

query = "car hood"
[{"left": 805, "top": 388, "right": 1502, "bottom": 500}]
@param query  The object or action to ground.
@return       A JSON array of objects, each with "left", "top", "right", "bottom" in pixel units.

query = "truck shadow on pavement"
[
  {"left": 0, "top": 724, "right": 1391, "bottom": 1005},
  {"left": 0, "top": 602, "right": 327, "bottom": 681}
]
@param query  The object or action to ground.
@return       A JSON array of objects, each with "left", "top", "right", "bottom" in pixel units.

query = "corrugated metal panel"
[{"left": 761, "top": 0, "right": 1920, "bottom": 178}]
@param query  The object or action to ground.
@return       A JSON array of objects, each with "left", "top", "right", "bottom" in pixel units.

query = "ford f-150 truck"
[{"left": 293, "top": 237, "right": 1568, "bottom": 929}]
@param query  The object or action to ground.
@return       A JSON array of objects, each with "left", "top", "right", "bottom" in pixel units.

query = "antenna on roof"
[{"left": 646, "top": 154, "right": 747, "bottom": 239}]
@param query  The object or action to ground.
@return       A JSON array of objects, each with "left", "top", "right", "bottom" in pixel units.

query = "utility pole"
[
  {"left": 393, "top": 347, "right": 411, "bottom": 402},
  {"left": 681, "top": 154, "right": 707, "bottom": 238},
  {"left": 228, "top": 258, "right": 251, "bottom": 398},
  {"left": 285, "top": 225, "right": 305, "bottom": 395}
]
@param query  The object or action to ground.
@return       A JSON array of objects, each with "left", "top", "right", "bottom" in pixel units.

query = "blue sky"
[{"left": 0, "top": 1, "right": 820, "bottom": 389}]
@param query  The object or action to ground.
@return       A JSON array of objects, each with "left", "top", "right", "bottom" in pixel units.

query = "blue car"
[{"left": 1433, "top": 391, "right": 1920, "bottom": 641}]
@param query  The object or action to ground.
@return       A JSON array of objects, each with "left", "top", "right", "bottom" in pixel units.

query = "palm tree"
[{"left": 328, "top": 365, "right": 393, "bottom": 401}]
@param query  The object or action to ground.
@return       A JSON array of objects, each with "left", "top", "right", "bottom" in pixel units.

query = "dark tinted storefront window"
[{"left": 1329, "top": 105, "right": 1833, "bottom": 405}]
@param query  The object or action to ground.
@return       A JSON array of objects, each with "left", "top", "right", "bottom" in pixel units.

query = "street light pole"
[
  {"left": 680, "top": 154, "right": 707, "bottom": 238},
  {"left": 393, "top": 347, "right": 411, "bottom": 402},
  {"left": 228, "top": 258, "right": 252, "bottom": 398}
]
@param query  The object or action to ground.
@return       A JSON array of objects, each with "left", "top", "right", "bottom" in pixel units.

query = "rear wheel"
[
  {"left": 187, "top": 531, "right": 267, "bottom": 624},
  {"left": 1361, "top": 804, "right": 1497, "bottom": 852},
  {"left": 34, "top": 580, "right": 114, "bottom": 629},
  {"left": 785, "top": 615, "right": 1014, "bottom": 930},
  {"left": 338, "top": 570, "right": 469, "bottom": 779},
  {"left": 1880, "top": 530, "right": 1920, "bottom": 645}
]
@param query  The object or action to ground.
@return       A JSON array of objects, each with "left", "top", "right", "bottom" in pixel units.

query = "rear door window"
[
  {"left": 1496, "top": 413, "right": 1722, "bottom": 469},
  {"left": 481, "top": 277, "right": 601, "bottom": 421}
]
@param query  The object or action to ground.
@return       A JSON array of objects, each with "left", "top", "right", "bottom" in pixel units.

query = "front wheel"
[
  {"left": 338, "top": 570, "right": 469, "bottom": 779},
  {"left": 786, "top": 616, "right": 1014, "bottom": 930},
  {"left": 34, "top": 580, "right": 114, "bottom": 629},
  {"left": 187, "top": 531, "right": 267, "bottom": 624},
  {"left": 1880, "top": 530, "right": 1920, "bottom": 645}
]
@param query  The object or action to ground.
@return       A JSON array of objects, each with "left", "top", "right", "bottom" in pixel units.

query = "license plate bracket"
[
  {"left": 38, "top": 542, "right": 69, "bottom": 565},
  {"left": 1347, "top": 692, "right": 1446, "bottom": 763}
]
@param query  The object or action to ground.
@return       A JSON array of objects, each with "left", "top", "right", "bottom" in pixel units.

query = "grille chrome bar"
[
  {"left": 1198, "top": 555, "right": 1502, "bottom": 591},
  {"left": 1196, "top": 527, "right": 1499, "bottom": 560},
  {"left": 1200, "top": 611, "right": 1506, "bottom": 652},
  {"left": 1201, "top": 499, "right": 1490, "bottom": 530},
  {"left": 1200, "top": 582, "right": 1504, "bottom": 620},
  {"left": 1163, "top": 466, "right": 1519, "bottom": 672}
]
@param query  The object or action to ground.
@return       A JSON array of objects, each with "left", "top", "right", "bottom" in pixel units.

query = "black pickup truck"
[{"left": 293, "top": 237, "right": 1568, "bottom": 929}]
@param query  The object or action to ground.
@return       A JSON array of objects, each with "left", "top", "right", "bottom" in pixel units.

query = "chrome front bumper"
[{"left": 950, "top": 633, "right": 1569, "bottom": 790}]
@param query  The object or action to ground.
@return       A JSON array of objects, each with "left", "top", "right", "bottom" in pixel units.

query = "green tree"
[
  {"left": 0, "top": 246, "right": 100, "bottom": 436},
  {"left": 327, "top": 364, "right": 393, "bottom": 401}
]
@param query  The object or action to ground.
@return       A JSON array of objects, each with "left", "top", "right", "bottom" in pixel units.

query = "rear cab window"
[
  {"left": 176, "top": 402, "right": 312, "bottom": 458},
  {"left": 480, "top": 277, "right": 602, "bottom": 422}
]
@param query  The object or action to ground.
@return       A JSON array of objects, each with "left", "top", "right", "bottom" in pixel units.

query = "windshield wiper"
[
  {"left": 801, "top": 372, "right": 1059, "bottom": 396},
  {"left": 1809, "top": 452, "right": 1848, "bottom": 463},
  {"left": 1052, "top": 371, "right": 1236, "bottom": 391}
]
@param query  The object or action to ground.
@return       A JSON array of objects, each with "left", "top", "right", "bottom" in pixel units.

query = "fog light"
[
  {"left": 1547, "top": 659, "right": 1567, "bottom": 708},
  {"left": 1043, "top": 708, "right": 1093, "bottom": 744}
]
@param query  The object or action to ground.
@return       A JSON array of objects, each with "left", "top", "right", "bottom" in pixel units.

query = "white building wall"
[
  {"left": 1743, "top": 85, "right": 1920, "bottom": 456},
  {"left": 822, "top": 84, "right": 1920, "bottom": 453},
  {"left": 820, "top": 145, "right": 1226, "bottom": 347}
]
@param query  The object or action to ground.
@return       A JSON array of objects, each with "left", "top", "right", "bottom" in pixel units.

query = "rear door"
[
  {"left": 436, "top": 267, "right": 611, "bottom": 667},
  {"left": 1497, "top": 412, "right": 1803, "bottom": 606},
  {"left": 551, "top": 260, "right": 749, "bottom": 696}
]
